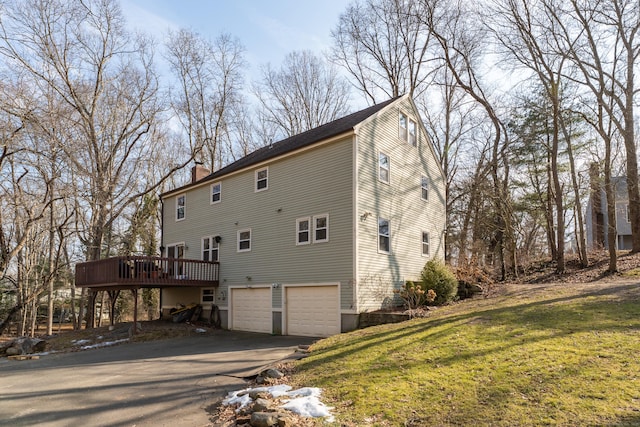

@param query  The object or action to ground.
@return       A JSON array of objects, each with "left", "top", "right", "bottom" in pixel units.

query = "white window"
[
  {"left": 399, "top": 112, "right": 408, "bottom": 141},
  {"left": 378, "top": 152, "right": 390, "bottom": 184},
  {"left": 176, "top": 194, "right": 185, "bottom": 221},
  {"left": 421, "top": 176, "right": 429, "bottom": 201},
  {"left": 378, "top": 217, "right": 390, "bottom": 253},
  {"left": 255, "top": 167, "right": 268, "bottom": 192},
  {"left": 313, "top": 214, "right": 329, "bottom": 243},
  {"left": 211, "top": 182, "right": 221, "bottom": 204},
  {"left": 400, "top": 111, "right": 417, "bottom": 146},
  {"left": 626, "top": 204, "right": 631, "bottom": 223},
  {"left": 296, "top": 217, "right": 311, "bottom": 245},
  {"left": 238, "top": 229, "right": 251, "bottom": 252},
  {"left": 422, "top": 231, "right": 430, "bottom": 256},
  {"left": 202, "top": 236, "right": 219, "bottom": 262},
  {"left": 201, "top": 288, "right": 215, "bottom": 304},
  {"left": 409, "top": 119, "right": 417, "bottom": 146}
]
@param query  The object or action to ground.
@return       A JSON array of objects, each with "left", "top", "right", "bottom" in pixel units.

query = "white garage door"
[
  {"left": 231, "top": 287, "right": 271, "bottom": 333},
  {"left": 286, "top": 285, "right": 340, "bottom": 337}
]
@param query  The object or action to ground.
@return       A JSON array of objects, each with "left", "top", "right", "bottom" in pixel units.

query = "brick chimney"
[{"left": 191, "top": 164, "right": 211, "bottom": 183}]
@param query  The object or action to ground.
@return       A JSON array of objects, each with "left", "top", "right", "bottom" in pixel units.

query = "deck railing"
[{"left": 75, "top": 256, "right": 219, "bottom": 288}]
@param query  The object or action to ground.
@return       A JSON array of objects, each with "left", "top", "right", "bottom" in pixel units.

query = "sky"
[{"left": 120, "top": 0, "right": 353, "bottom": 82}]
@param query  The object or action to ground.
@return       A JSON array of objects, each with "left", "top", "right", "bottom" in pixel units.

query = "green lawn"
[{"left": 292, "top": 281, "right": 640, "bottom": 426}]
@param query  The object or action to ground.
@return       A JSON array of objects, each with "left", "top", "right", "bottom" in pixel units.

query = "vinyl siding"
[
  {"left": 162, "top": 137, "right": 356, "bottom": 311},
  {"left": 355, "top": 97, "right": 446, "bottom": 312}
]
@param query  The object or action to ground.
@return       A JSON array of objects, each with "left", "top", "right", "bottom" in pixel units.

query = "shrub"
[
  {"left": 421, "top": 259, "right": 458, "bottom": 305},
  {"left": 394, "top": 281, "right": 436, "bottom": 311}
]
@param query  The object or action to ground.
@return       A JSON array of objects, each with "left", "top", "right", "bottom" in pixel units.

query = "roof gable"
[{"left": 163, "top": 97, "right": 400, "bottom": 197}]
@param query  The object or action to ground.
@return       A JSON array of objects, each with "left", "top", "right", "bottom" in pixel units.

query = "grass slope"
[{"left": 293, "top": 281, "right": 640, "bottom": 426}]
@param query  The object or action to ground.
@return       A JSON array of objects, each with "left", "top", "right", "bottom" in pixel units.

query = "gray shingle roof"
[{"left": 164, "top": 97, "right": 399, "bottom": 196}]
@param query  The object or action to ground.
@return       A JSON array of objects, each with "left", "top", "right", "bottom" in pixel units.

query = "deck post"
[{"left": 131, "top": 288, "right": 138, "bottom": 335}]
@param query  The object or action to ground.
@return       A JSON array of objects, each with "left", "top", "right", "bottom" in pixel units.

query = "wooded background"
[{"left": 1, "top": 0, "right": 638, "bottom": 335}]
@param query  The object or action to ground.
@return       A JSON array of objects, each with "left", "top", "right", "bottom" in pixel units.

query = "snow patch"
[
  {"left": 79, "top": 338, "right": 129, "bottom": 350},
  {"left": 222, "top": 384, "right": 334, "bottom": 421}
]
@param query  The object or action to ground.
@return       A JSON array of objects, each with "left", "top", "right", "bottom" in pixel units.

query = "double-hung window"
[
  {"left": 379, "top": 152, "right": 390, "bottom": 184},
  {"left": 399, "top": 113, "right": 408, "bottom": 141},
  {"left": 255, "top": 167, "right": 268, "bottom": 192},
  {"left": 313, "top": 214, "right": 329, "bottom": 243},
  {"left": 211, "top": 182, "right": 221, "bottom": 204},
  {"left": 421, "top": 176, "right": 429, "bottom": 201},
  {"left": 238, "top": 229, "right": 251, "bottom": 252},
  {"left": 408, "top": 119, "right": 417, "bottom": 146},
  {"left": 422, "top": 232, "right": 430, "bottom": 256},
  {"left": 176, "top": 194, "right": 186, "bottom": 221},
  {"left": 378, "top": 217, "right": 390, "bottom": 253},
  {"left": 202, "top": 236, "right": 219, "bottom": 262},
  {"left": 296, "top": 217, "right": 310, "bottom": 245},
  {"left": 400, "top": 111, "right": 417, "bottom": 146}
]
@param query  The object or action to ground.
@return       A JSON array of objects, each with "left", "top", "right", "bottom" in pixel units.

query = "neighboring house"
[
  {"left": 159, "top": 95, "right": 445, "bottom": 337},
  {"left": 586, "top": 175, "right": 632, "bottom": 250}
]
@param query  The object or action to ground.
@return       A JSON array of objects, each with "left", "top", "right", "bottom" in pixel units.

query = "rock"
[
  {"left": 6, "top": 347, "right": 20, "bottom": 356},
  {"left": 255, "top": 375, "right": 266, "bottom": 384},
  {"left": 5, "top": 337, "right": 46, "bottom": 355},
  {"left": 277, "top": 415, "right": 296, "bottom": 427},
  {"left": 250, "top": 412, "right": 281, "bottom": 427},
  {"left": 249, "top": 391, "right": 271, "bottom": 400},
  {"left": 262, "top": 368, "right": 284, "bottom": 379},
  {"left": 252, "top": 398, "right": 274, "bottom": 412}
]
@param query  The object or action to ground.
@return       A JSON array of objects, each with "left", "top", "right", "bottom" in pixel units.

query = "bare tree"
[
  {"left": 331, "top": 0, "right": 437, "bottom": 103},
  {"left": 165, "top": 29, "right": 247, "bottom": 172},
  {"left": 253, "top": 50, "right": 352, "bottom": 140},
  {"left": 548, "top": 0, "right": 640, "bottom": 254},
  {"left": 422, "top": 0, "right": 515, "bottom": 278},
  {"left": 0, "top": 0, "right": 196, "bottom": 328}
]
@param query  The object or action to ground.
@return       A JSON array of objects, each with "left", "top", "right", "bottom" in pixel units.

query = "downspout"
[{"left": 352, "top": 132, "right": 360, "bottom": 314}]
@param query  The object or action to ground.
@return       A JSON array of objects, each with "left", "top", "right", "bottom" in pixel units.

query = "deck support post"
[{"left": 131, "top": 288, "right": 138, "bottom": 335}]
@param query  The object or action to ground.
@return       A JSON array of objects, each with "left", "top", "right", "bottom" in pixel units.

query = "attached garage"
[
  {"left": 230, "top": 287, "right": 271, "bottom": 333},
  {"left": 285, "top": 284, "right": 340, "bottom": 337}
]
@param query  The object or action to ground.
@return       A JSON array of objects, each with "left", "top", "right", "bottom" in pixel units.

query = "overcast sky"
[{"left": 120, "top": 0, "right": 352, "bottom": 80}]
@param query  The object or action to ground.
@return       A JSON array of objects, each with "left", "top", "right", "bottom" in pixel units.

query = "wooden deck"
[{"left": 75, "top": 256, "right": 219, "bottom": 290}]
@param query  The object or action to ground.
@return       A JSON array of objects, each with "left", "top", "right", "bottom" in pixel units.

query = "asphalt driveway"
[{"left": 0, "top": 330, "right": 316, "bottom": 427}]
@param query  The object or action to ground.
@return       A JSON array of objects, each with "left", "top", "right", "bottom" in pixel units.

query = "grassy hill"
[{"left": 292, "top": 280, "right": 640, "bottom": 426}]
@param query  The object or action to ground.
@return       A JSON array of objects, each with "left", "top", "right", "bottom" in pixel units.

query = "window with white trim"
[
  {"left": 399, "top": 112, "right": 408, "bottom": 141},
  {"left": 626, "top": 203, "right": 631, "bottom": 223},
  {"left": 202, "top": 236, "right": 219, "bottom": 262},
  {"left": 421, "top": 176, "right": 429, "bottom": 201},
  {"left": 255, "top": 167, "right": 268, "bottom": 192},
  {"left": 409, "top": 119, "right": 417, "bottom": 146},
  {"left": 211, "top": 182, "right": 221, "bottom": 204},
  {"left": 201, "top": 288, "right": 215, "bottom": 303},
  {"left": 313, "top": 214, "right": 329, "bottom": 243},
  {"left": 379, "top": 217, "right": 390, "bottom": 253},
  {"left": 176, "top": 194, "right": 185, "bottom": 221},
  {"left": 400, "top": 111, "right": 418, "bottom": 146},
  {"left": 422, "top": 231, "right": 430, "bottom": 256},
  {"left": 296, "top": 217, "right": 310, "bottom": 245},
  {"left": 237, "top": 229, "right": 251, "bottom": 252},
  {"left": 378, "top": 152, "right": 390, "bottom": 184}
]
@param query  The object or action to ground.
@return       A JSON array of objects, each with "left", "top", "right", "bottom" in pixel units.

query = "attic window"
[
  {"left": 379, "top": 152, "right": 390, "bottom": 184},
  {"left": 399, "top": 111, "right": 417, "bottom": 147}
]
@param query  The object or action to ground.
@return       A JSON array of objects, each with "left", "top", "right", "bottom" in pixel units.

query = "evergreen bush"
[{"left": 421, "top": 259, "right": 458, "bottom": 305}]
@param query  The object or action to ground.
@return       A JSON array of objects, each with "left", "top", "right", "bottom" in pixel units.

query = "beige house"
[{"left": 156, "top": 95, "right": 445, "bottom": 337}]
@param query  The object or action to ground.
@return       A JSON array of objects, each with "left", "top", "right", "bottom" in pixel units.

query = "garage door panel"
[
  {"left": 231, "top": 288, "right": 271, "bottom": 333},
  {"left": 287, "top": 286, "right": 340, "bottom": 337}
]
